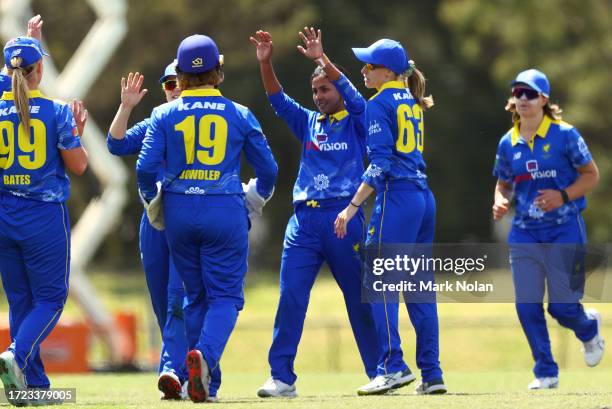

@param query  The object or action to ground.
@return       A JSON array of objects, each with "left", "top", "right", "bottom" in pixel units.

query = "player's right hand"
[
  {"left": 249, "top": 30, "right": 273, "bottom": 62},
  {"left": 120, "top": 72, "right": 147, "bottom": 109},
  {"left": 27, "top": 15, "right": 43, "bottom": 41},
  {"left": 492, "top": 198, "right": 510, "bottom": 221}
]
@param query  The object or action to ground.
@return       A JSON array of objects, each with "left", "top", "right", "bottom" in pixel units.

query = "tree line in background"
[{"left": 33, "top": 0, "right": 612, "bottom": 271}]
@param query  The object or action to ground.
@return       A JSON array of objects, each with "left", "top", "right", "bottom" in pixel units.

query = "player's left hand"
[
  {"left": 297, "top": 26, "right": 323, "bottom": 60},
  {"left": 334, "top": 205, "right": 357, "bottom": 239},
  {"left": 534, "top": 189, "right": 564, "bottom": 212},
  {"left": 27, "top": 15, "right": 43, "bottom": 41},
  {"left": 70, "top": 99, "right": 88, "bottom": 137}
]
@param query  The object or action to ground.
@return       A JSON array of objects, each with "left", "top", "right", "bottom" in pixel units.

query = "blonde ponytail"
[
  {"left": 400, "top": 61, "right": 434, "bottom": 110},
  {"left": 9, "top": 56, "right": 34, "bottom": 137}
]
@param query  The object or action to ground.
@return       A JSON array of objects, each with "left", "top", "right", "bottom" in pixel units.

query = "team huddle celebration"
[{"left": 0, "top": 11, "right": 607, "bottom": 407}]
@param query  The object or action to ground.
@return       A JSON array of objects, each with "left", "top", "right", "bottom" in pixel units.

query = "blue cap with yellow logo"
[
  {"left": 352, "top": 39, "right": 409, "bottom": 75},
  {"left": 159, "top": 59, "right": 177, "bottom": 84},
  {"left": 511, "top": 69, "right": 550, "bottom": 98},
  {"left": 177, "top": 35, "right": 222, "bottom": 74},
  {"left": 3, "top": 37, "right": 48, "bottom": 69}
]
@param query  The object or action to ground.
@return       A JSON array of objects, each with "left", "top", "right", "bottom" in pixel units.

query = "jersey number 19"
[{"left": 175, "top": 114, "right": 228, "bottom": 166}]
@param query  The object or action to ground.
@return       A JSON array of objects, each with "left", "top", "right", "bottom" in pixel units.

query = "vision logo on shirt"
[
  {"left": 305, "top": 133, "right": 348, "bottom": 151},
  {"left": 515, "top": 159, "right": 557, "bottom": 183}
]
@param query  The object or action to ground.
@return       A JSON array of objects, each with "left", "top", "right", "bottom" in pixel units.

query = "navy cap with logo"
[
  {"left": 177, "top": 34, "right": 221, "bottom": 74},
  {"left": 352, "top": 39, "right": 409, "bottom": 75},
  {"left": 159, "top": 59, "right": 177, "bottom": 84},
  {"left": 3, "top": 37, "right": 48, "bottom": 69},
  {"left": 511, "top": 69, "right": 550, "bottom": 98}
]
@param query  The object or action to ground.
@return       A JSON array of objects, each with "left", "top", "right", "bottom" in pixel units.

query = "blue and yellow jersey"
[
  {"left": 137, "top": 88, "right": 277, "bottom": 200},
  {"left": 0, "top": 74, "right": 10, "bottom": 94},
  {"left": 362, "top": 81, "right": 427, "bottom": 191},
  {"left": 0, "top": 90, "right": 81, "bottom": 202},
  {"left": 268, "top": 73, "right": 366, "bottom": 203},
  {"left": 493, "top": 115, "right": 593, "bottom": 229}
]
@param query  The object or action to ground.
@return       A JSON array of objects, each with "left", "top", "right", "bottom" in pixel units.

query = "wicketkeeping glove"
[
  {"left": 139, "top": 182, "right": 165, "bottom": 231},
  {"left": 242, "top": 178, "right": 272, "bottom": 219}
]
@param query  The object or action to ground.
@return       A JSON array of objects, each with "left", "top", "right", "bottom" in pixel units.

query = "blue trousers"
[
  {"left": 0, "top": 194, "right": 70, "bottom": 388},
  {"left": 139, "top": 213, "right": 190, "bottom": 384},
  {"left": 268, "top": 199, "right": 380, "bottom": 385},
  {"left": 509, "top": 214, "right": 597, "bottom": 378},
  {"left": 163, "top": 193, "right": 248, "bottom": 391},
  {"left": 366, "top": 181, "right": 443, "bottom": 382}
]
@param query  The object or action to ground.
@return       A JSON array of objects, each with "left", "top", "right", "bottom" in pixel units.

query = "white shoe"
[
  {"left": 158, "top": 371, "right": 182, "bottom": 400},
  {"left": 257, "top": 377, "right": 297, "bottom": 398},
  {"left": 527, "top": 377, "right": 558, "bottom": 390},
  {"left": 583, "top": 308, "right": 605, "bottom": 367},
  {"left": 207, "top": 395, "right": 218, "bottom": 402},
  {"left": 0, "top": 351, "right": 27, "bottom": 406},
  {"left": 357, "top": 369, "right": 416, "bottom": 395}
]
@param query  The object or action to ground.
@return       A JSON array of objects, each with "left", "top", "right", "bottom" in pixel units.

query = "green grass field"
[
  {"left": 2, "top": 270, "right": 612, "bottom": 408},
  {"left": 40, "top": 370, "right": 612, "bottom": 408}
]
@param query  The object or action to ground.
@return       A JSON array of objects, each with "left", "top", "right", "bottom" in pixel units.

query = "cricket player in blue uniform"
[
  {"left": 335, "top": 38, "right": 446, "bottom": 395},
  {"left": 137, "top": 34, "right": 278, "bottom": 403},
  {"left": 107, "top": 64, "right": 219, "bottom": 401},
  {"left": 249, "top": 28, "right": 381, "bottom": 397},
  {"left": 492, "top": 69, "right": 604, "bottom": 389},
  {"left": 0, "top": 37, "right": 88, "bottom": 405}
]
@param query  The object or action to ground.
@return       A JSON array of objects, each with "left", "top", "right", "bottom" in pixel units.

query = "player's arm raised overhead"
[
  {"left": 108, "top": 72, "right": 149, "bottom": 153},
  {"left": 250, "top": 29, "right": 314, "bottom": 141},
  {"left": 297, "top": 26, "right": 366, "bottom": 118}
]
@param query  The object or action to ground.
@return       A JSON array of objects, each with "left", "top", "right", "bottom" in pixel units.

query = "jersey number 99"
[
  {"left": 175, "top": 114, "right": 228, "bottom": 166},
  {"left": 0, "top": 119, "right": 47, "bottom": 170},
  {"left": 396, "top": 104, "right": 424, "bottom": 154}
]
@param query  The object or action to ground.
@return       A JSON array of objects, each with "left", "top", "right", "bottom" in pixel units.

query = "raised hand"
[
  {"left": 297, "top": 26, "right": 324, "bottom": 60},
  {"left": 70, "top": 99, "right": 88, "bottom": 138},
  {"left": 120, "top": 72, "right": 147, "bottom": 109},
  {"left": 27, "top": 14, "right": 43, "bottom": 41},
  {"left": 249, "top": 30, "right": 274, "bottom": 62}
]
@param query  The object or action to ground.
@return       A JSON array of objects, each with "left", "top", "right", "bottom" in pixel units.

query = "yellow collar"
[
  {"left": 370, "top": 80, "right": 406, "bottom": 100},
  {"left": 180, "top": 88, "right": 222, "bottom": 98},
  {"left": 317, "top": 109, "right": 349, "bottom": 123},
  {"left": 511, "top": 115, "right": 553, "bottom": 147},
  {"left": 1, "top": 89, "right": 46, "bottom": 100}
]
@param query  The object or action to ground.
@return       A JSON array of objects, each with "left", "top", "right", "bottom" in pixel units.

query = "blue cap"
[
  {"left": 352, "top": 39, "right": 409, "bottom": 75},
  {"left": 511, "top": 69, "right": 550, "bottom": 97},
  {"left": 177, "top": 35, "right": 220, "bottom": 74},
  {"left": 3, "top": 37, "right": 48, "bottom": 69},
  {"left": 159, "top": 59, "right": 177, "bottom": 83}
]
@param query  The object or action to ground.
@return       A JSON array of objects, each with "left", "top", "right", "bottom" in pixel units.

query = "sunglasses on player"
[
  {"left": 512, "top": 87, "right": 540, "bottom": 100},
  {"left": 162, "top": 80, "right": 178, "bottom": 91},
  {"left": 364, "top": 63, "right": 386, "bottom": 71}
]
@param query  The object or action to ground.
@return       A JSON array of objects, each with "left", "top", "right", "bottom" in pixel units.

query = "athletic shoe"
[
  {"left": 414, "top": 378, "right": 447, "bottom": 395},
  {"left": 527, "top": 377, "right": 558, "bottom": 390},
  {"left": 357, "top": 368, "right": 416, "bottom": 395},
  {"left": 207, "top": 395, "right": 218, "bottom": 403},
  {"left": 0, "top": 351, "right": 27, "bottom": 406},
  {"left": 583, "top": 308, "right": 605, "bottom": 367},
  {"left": 186, "top": 350, "right": 210, "bottom": 403},
  {"left": 158, "top": 371, "right": 182, "bottom": 400},
  {"left": 256, "top": 377, "right": 297, "bottom": 398}
]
